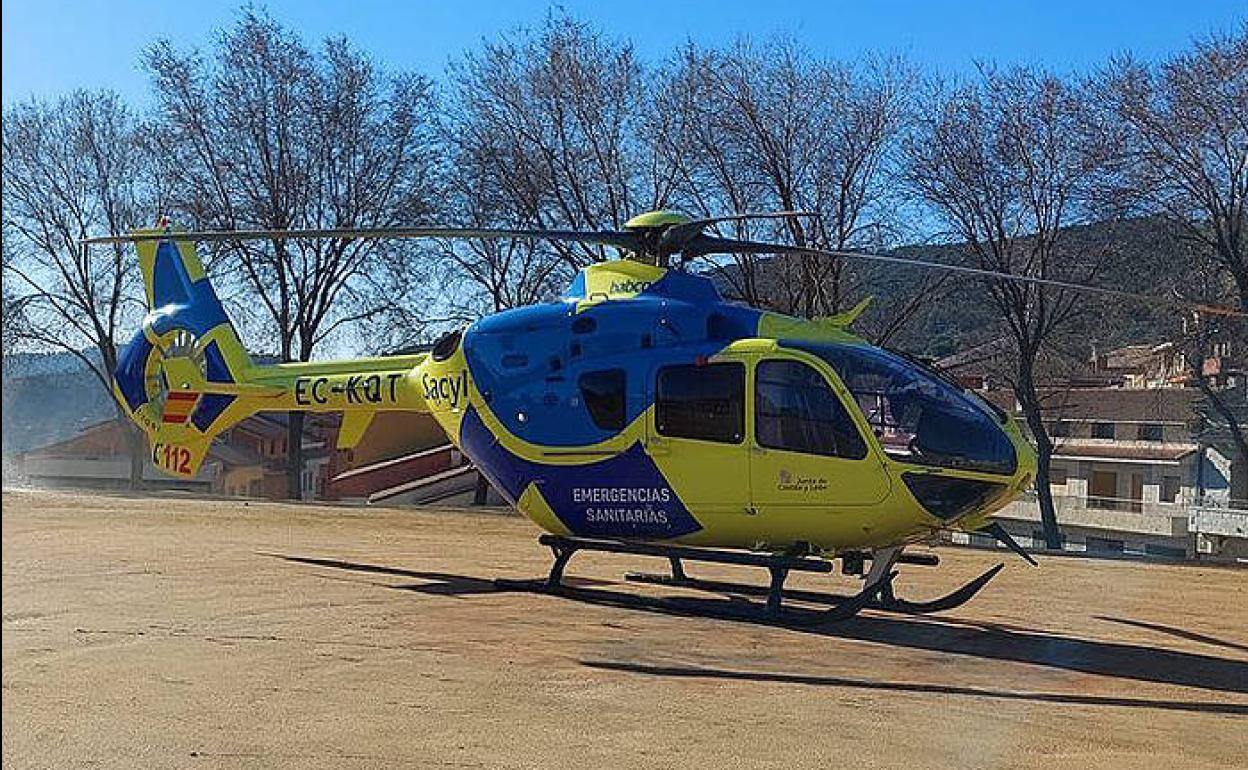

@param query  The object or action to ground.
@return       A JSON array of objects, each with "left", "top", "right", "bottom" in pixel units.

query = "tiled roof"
[
  {"left": 1053, "top": 442, "right": 1196, "bottom": 462},
  {"left": 1040, "top": 388, "right": 1199, "bottom": 423},
  {"left": 981, "top": 387, "right": 1200, "bottom": 423}
]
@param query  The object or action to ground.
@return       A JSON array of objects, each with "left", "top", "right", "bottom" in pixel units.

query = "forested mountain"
[
  {"left": 2, "top": 350, "right": 115, "bottom": 454},
  {"left": 805, "top": 217, "right": 1201, "bottom": 360}
]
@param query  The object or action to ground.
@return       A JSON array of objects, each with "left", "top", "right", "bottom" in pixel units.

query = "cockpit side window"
[
  {"left": 755, "top": 359, "right": 867, "bottom": 459},
  {"left": 794, "top": 342, "right": 1017, "bottom": 476}
]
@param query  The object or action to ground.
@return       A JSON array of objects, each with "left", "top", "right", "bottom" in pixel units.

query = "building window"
[
  {"left": 578, "top": 369, "right": 626, "bottom": 431},
  {"left": 1091, "top": 422, "right": 1115, "bottom": 440},
  {"left": 754, "top": 359, "right": 867, "bottom": 459},
  {"left": 1137, "top": 423, "right": 1163, "bottom": 442},
  {"left": 1049, "top": 421, "right": 1070, "bottom": 438},
  {"left": 656, "top": 362, "right": 744, "bottom": 444},
  {"left": 1145, "top": 543, "right": 1186, "bottom": 559},
  {"left": 1048, "top": 466, "right": 1068, "bottom": 486},
  {"left": 1161, "top": 476, "right": 1181, "bottom": 503}
]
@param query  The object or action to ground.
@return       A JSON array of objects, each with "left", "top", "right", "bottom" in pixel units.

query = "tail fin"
[{"left": 113, "top": 228, "right": 430, "bottom": 479}]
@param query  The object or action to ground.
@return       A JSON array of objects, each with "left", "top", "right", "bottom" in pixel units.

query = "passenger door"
[
  {"left": 645, "top": 358, "right": 752, "bottom": 518},
  {"left": 749, "top": 355, "right": 891, "bottom": 513}
]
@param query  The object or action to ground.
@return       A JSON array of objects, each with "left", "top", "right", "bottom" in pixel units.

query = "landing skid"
[
  {"left": 493, "top": 535, "right": 1003, "bottom": 625},
  {"left": 624, "top": 563, "right": 1003, "bottom": 615}
]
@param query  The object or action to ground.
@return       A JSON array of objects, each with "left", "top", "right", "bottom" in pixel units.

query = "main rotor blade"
[
  {"left": 676, "top": 210, "right": 820, "bottom": 231},
  {"left": 687, "top": 235, "right": 1247, "bottom": 318},
  {"left": 80, "top": 226, "right": 643, "bottom": 252},
  {"left": 664, "top": 210, "right": 819, "bottom": 249}
]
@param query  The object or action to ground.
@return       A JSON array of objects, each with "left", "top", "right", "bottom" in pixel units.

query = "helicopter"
[{"left": 82, "top": 210, "right": 1245, "bottom": 624}]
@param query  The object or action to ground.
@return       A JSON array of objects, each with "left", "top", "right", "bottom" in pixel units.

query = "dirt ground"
[{"left": 2, "top": 488, "right": 1246, "bottom": 769}]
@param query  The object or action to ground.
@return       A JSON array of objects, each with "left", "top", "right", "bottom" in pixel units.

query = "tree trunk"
[
  {"left": 286, "top": 412, "right": 305, "bottom": 500},
  {"left": 1196, "top": 378, "right": 1248, "bottom": 503},
  {"left": 1015, "top": 367, "right": 1063, "bottom": 550},
  {"left": 473, "top": 473, "right": 490, "bottom": 506},
  {"left": 124, "top": 418, "right": 146, "bottom": 491},
  {"left": 284, "top": 332, "right": 305, "bottom": 501}
]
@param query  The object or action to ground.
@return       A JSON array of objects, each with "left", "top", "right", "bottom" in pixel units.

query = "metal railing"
[{"left": 1195, "top": 496, "right": 1248, "bottom": 512}]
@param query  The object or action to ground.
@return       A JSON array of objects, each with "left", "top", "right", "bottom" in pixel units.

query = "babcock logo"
[{"left": 609, "top": 280, "right": 652, "bottom": 294}]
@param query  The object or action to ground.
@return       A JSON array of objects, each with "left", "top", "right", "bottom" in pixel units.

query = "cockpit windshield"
[{"left": 790, "top": 342, "right": 1017, "bottom": 476}]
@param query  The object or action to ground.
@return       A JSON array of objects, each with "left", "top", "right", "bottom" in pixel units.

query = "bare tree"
[
  {"left": 2, "top": 91, "right": 152, "bottom": 486},
  {"left": 432, "top": 117, "right": 572, "bottom": 314},
  {"left": 904, "top": 66, "right": 1116, "bottom": 549},
  {"left": 144, "top": 11, "right": 441, "bottom": 498},
  {"left": 444, "top": 14, "right": 671, "bottom": 276},
  {"left": 652, "top": 40, "right": 913, "bottom": 317},
  {"left": 1100, "top": 27, "right": 1248, "bottom": 500},
  {"left": 2, "top": 225, "right": 32, "bottom": 363}
]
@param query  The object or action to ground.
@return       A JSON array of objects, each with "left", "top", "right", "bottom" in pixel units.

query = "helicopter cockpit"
[{"left": 788, "top": 342, "right": 1018, "bottom": 477}]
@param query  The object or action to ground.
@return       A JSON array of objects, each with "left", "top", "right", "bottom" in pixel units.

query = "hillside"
[
  {"left": 707, "top": 217, "right": 1203, "bottom": 360},
  {"left": 858, "top": 218, "right": 1200, "bottom": 359},
  {"left": 2, "top": 350, "right": 116, "bottom": 455}
]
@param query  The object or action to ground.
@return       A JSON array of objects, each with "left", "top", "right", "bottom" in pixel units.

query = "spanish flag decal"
[{"left": 162, "top": 391, "right": 201, "bottom": 424}]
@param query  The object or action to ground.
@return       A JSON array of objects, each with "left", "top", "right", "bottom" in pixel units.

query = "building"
[
  {"left": 970, "top": 387, "right": 1244, "bottom": 561},
  {"left": 12, "top": 409, "right": 499, "bottom": 506},
  {"left": 213, "top": 413, "right": 344, "bottom": 500},
  {"left": 13, "top": 419, "right": 214, "bottom": 491},
  {"left": 327, "top": 412, "right": 499, "bottom": 506},
  {"left": 14, "top": 413, "right": 346, "bottom": 501},
  {"left": 1089, "top": 342, "right": 1187, "bottom": 388}
]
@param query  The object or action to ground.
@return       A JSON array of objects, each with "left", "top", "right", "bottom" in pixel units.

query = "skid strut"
[{"left": 530, "top": 534, "right": 834, "bottom": 618}]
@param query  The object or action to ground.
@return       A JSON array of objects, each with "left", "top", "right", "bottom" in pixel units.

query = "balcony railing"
[{"left": 1009, "top": 489, "right": 1191, "bottom": 517}]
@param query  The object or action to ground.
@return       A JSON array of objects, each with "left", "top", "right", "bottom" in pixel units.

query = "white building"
[{"left": 973, "top": 388, "right": 1243, "bottom": 561}]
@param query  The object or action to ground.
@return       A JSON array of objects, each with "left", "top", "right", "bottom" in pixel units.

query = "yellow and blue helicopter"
[{"left": 83, "top": 211, "right": 1237, "bottom": 623}]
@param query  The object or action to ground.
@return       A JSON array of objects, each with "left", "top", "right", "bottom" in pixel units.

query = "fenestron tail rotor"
[{"left": 80, "top": 212, "right": 1247, "bottom": 319}]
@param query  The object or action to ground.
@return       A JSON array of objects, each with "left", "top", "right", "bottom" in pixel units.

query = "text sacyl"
[{"left": 423, "top": 370, "right": 469, "bottom": 409}]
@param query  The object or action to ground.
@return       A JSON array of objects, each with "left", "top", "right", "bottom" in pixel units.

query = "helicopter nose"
[
  {"left": 901, "top": 472, "right": 1010, "bottom": 522},
  {"left": 899, "top": 418, "right": 1036, "bottom": 524}
]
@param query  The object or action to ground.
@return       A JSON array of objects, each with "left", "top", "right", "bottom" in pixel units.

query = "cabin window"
[
  {"left": 656, "top": 362, "right": 744, "bottom": 444},
  {"left": 579, "top": 369, "right": 626, "bottom": 431},
  {"left": 1137, "top": 423, "right": 1163, "bottom": 442},
  {"left": 755, "top": 359, "right": 867, "bottom": 459}
]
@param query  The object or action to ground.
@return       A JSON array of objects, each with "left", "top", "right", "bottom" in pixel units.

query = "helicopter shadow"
[
  {"left": 265, "top": 553, "right": 614, "bottom": 597},
  {"left": 579, "top": 659, "right": 1248, "bottom": 715},
  {"left": 265, "top": 554, "right": 1248, "bottom": 708},
  {"left": 491, "top": 578, "right": 1248, "bottom": 700},
  {"left": 1093, "top": 614, "right": 1248, "bottom": 655}
]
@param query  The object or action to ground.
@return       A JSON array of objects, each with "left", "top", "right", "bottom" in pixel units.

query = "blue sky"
[{"left": 3, "top": 1, "right": 1245, "bottom": 106}]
